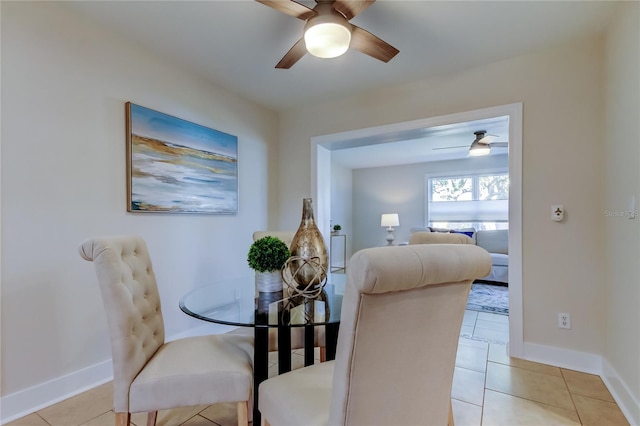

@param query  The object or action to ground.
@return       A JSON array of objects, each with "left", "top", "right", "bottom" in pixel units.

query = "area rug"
[{"left": 466, "top": 282, "right": 509, "bottom": 315}]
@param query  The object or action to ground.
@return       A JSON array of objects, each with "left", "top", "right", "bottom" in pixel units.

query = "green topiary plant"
[
  {"left": 247, "top": 236, "right": 291, "bottom": 273},
  {"left": 332, "top": 224, "right": 342, "bottom": 232}
]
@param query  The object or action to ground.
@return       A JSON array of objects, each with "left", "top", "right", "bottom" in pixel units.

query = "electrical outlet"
[{"left": 558, "top": 313, "right": 571, "bottom": 329}]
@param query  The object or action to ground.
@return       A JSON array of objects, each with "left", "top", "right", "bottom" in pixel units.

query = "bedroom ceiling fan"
[
  {"left": 256, "top": 0, "right": 399, "bottom": 69},
  {"left": 432, "top": 130, "right": 509, "bottom": 157}
]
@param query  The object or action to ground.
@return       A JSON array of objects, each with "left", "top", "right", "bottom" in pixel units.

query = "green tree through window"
[
  {"left": 479, "top": 175, "right": 509, "bottom": 200},
  {"left": 431, "top": 177, "right": 472, "bottom": 201}
]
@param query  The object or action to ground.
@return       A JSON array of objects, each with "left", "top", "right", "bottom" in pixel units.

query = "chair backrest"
[
  {"left": 409, "top": 231, "right": 474, "bottom": 245},
  {"left": 79, "top": 235, "right": 165, "bottom": 412},
  {"left": 252, "top": 231, "right": 296, "bottom": 248},
  {"left": 329, "top": 244, "right": 491, "bottom": 425}
]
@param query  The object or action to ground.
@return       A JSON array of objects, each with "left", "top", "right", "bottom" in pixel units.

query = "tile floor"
[{"left": 7, "top": 311, "right": 629, "bottom": 426}]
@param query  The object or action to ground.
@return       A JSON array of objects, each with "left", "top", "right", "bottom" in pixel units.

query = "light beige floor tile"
[
  {"left": 460, "top": 325, "right": 475, "bottom": 337},
  {"left": 80, "top": 410, "right": 118, "bottom": 426},
  {"left": 561, "top": 368, "right": 615, "bottom": 402},
  {"left": 488, "top": 344, "right": 563, "bottom": 377},
  {"left": 200, "top": 402, "right": 242, "bottom": 426},
  {"left": 463, "top": 310, "right": 479, "bottom": 326},
  {"left": 5, "top": 413, "right": 51, "bottom": 426},
  {"left": 572, "top": 394, "right": 629, "bottom": 425},
  {"left": 472, "top": 326, "right": 509, "bottom": 343},
  {"left": 131, "top": 406, "right": 207, "bottom": 426},
  {"left": 291, "top": 353, "right": 307, "bottom": 370},
  {"left": 486, "top": 362, "right": 574, "bottom": 410},
  {"left": 482, "top": 389, "right": 580, "bottom": 425},
  {"left": 478, "top": 312, "right": 510, "bottom": 324},
  {"left": 292, "top": 346, "right": 321, "bottom": 361},
  {"left": 451, "top": 398, "right": 482, "bottom": 426},
  {"left": 37, "top": 382, "right": 113, "bottom": 426},
  {"left": 475, "top": 318, "right": 509, "bottom": 332},
  {"left": 455, "top": 344, "right": 488, "bottom": 373},
  {"left": 180, "top": 414, "right": 219, "bottom": 425},
  {"left": 268, "top": 362, "right": 279, "bottom": 378},
  {"left": 451, "top": 367, "right": 486, "bottom": 406},
  {"left": 459, "top": 337, "right": 489, "bottom": 350}
]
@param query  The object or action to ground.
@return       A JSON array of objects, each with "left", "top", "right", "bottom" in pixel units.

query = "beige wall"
[
  {"left": 280, "top": 37, "right": 606, "bottom": 354},
  {"left": 603, "top": 2, "right": 640, "bottom": 421},
  {"left": 1, "top": 0, "right": 278, "bottom": 413}
]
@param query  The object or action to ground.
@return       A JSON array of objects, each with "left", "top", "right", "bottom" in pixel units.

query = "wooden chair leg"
[
  {"left": 115, "top": 412, "right": 130, "bottom": 426},
  {"left": 448, "top": 401, "right": 455, "bottom": 426},
  {"left": 237, "top": 401, "right": 249, "bottom": 426},
  {"left": 146, "top": 411, "right": 158, "bottom": 426},
  {"left": 320, "top": 346, "right": 326, "bottom": 362}
]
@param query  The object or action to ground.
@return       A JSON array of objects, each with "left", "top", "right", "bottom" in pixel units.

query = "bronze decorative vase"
[{"left": 288, "top": 198, "right": 328, "bottom": 289}]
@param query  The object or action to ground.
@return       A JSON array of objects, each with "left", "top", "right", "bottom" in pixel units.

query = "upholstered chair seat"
[
  {"left": 259, "top": 244, "right": 491, "bottom": 426},
  {"left": 80, "top": 235, "right": 254, "bottom": 426}
]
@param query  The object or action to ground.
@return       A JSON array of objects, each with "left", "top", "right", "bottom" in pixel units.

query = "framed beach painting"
[{"left": 126, "top": 102, "right": 238, "bottom": 214}]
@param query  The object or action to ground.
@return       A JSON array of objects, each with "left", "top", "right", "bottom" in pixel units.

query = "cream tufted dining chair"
[
  {"left": 79, "top": 236, "right": 254, "bottom": 426},
  {"left": 249, "top": 231, "right": 327, "bottom": 361},
  {"left": 258, "top": 244, "right": 491, "bottom": 426}
]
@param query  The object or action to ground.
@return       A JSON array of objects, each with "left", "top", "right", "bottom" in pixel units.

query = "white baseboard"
[
  {"left": 522, "top": 341, "right": 603, "bottom": 374},
  {"left": 522, "top": 342, "right": 638, "bottom": 426},
  {"left": 601, "top": 358, "right": 640, "bottom": 426},
  {"left": 0, "top": 324, "right": 237, "bottom": 425},
  {"left": 0, "top": 359, "right": 113, "bottom": 425}
]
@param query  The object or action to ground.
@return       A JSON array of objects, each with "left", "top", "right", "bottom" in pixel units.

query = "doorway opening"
[{"left": 311, "top": 103, "right": 523, "bottom": 357}]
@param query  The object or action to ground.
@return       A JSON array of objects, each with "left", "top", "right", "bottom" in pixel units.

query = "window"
[{"left": 426, "top": 172, "right": 509, "bottom": 231}]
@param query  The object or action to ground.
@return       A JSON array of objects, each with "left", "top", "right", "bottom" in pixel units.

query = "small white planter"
[{"left": 255, "top": 270, "right": 283, "bottom": 293}]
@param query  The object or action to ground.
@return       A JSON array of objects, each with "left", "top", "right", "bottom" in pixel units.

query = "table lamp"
[{"left": 381, "top": 213, "right": 400, "bottom": 246}]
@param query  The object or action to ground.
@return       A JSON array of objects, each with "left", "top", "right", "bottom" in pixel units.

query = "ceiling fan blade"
[
  {"left": 332, "top": 0, "right": 375, "bottom": 20},
  {"left": 275, "top": 38, "right": 307, "bottom": 69},
  {"left": 256, "top": 0, "right": 317, "bottom": 20},
  {"left": 489, "top": 142, "right": 509, "bottom": 148},
  {"left": 350, "top": 25, "right": 399, "bottom": 63},
  {"left": 432, "top": 145, "right": 469, "bottom": 151}
]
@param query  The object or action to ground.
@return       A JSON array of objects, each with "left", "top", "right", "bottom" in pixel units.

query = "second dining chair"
[
  {"left": 258, "top": 243, "right": 491, "bottom": 426},
  {"left": 80, "top": 235, "right": 254, "bottom": 426}
]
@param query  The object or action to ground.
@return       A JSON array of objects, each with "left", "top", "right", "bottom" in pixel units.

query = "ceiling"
[
  {"left": 331, "top": 115, "right": 510, "bottom": 169},
  {"left": 64, "top": 1, "right": 617, "bottom": 112},
  {"left": 60, "top": 1, "right": 617, "bottom": 168}
]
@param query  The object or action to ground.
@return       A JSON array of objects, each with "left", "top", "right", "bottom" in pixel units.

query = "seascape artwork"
[{"left": 126, "top": 102, "right": 238, "bottom": 214}]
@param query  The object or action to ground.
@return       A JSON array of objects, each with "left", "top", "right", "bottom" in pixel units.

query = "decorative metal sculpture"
[{"left": 282, "top": 255, "right": 327, "bottom": 299}]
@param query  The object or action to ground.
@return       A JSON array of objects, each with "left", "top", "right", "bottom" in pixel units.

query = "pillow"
[
  {"left": 410, "top": 226, "right": 430, "bottom": 233},
  {"left": 450, "top": 229, "right": 474, "bottom": 238},
  {"left": 429, "top": 227, "right": 451, "bottom": 233},
  {"left": 450, "top": 227, "right": 477, "bottom": 243}
]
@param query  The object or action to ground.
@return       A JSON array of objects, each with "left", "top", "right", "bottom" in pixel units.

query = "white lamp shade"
[
  {"left": 304, "top": 14, "right": 351, "bottom": 59},
  {"left": 381, "top": 213, "right": 400, "bottom": 228}
]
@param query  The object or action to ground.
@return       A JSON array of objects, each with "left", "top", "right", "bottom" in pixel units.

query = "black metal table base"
[{"left": 252, "top": 324, "right": 339, "bottom": 424}]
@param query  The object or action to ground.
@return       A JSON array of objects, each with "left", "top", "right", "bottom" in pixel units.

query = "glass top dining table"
[
  {"left": 179, "top": 273, "right": 346, "bottom": 424},
  {"left": 179, "top": 274, "right": 345, "bottom": 328}
]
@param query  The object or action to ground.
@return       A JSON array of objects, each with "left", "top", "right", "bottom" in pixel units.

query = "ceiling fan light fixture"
[
  {"left": 304, "top": 13, "right": 352, "bottom": 59},
  {"left": 469, "top": 140, "right": 491, "bottom": 156},
  {"left": 468, "top": 130, "right": 491, "bottom": 156}
]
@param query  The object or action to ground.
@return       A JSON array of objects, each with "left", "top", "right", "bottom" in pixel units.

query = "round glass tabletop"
[{"left": 179, "top": 273, "right": 346, "bottom": 328}]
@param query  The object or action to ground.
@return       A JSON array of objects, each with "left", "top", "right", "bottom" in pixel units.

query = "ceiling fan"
[
  {"left": 433, "top": 130, "right": 509, "bottom": 157},
  {"left": 256, "top": 0, "right": 399, "bottom": 69}
]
